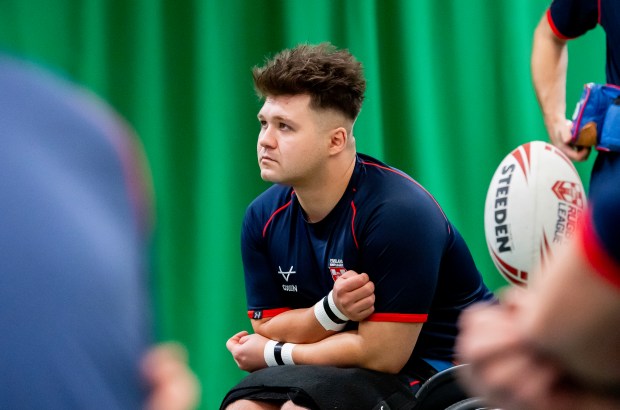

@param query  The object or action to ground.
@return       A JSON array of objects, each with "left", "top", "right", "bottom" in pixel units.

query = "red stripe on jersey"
[
  {"left": 262, "top": 199, "right": 293, "bottom": 238},
  {"left": 361, "top": 161, "right": 451, "bottom": 234},
  {"left": 580, "top": 210, "right": 620, "bottom": 290},
  {"left": 247, "top": 307, "right": 291, "bottom": 319},
  {"left": 546, "top": 8, "right": 572, "bottom": 40},
  {"left": 366, "top": 312, "right": 428, "bottom": 323},
  {"left": 350, "top": 201, "right": 359, "bottom": 249}
]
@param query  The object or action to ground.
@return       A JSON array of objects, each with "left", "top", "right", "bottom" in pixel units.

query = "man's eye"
[
  {"left": 279, "top": 123, "right": 291, "bottom": 130},
  {"left": 259, "top": 120, "right": 267, "bottom": 128}
]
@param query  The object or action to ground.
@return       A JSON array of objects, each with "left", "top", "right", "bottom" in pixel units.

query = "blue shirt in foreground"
[{"left": 0, "top": 56, "right": 153, "bottom": 409}]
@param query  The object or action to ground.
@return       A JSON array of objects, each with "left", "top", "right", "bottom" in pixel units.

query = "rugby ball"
[{"left": 484, "top": 141, "right": 586, "bottom": 287}]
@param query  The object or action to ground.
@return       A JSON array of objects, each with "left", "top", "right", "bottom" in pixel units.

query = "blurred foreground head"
[{"left": 0, "top": 55, "right": 154, "bottom": 408}]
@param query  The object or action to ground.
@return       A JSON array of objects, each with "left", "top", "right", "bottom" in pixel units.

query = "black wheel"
[{"left": 445, "top": 397, "right": 491, "bottom": 410}]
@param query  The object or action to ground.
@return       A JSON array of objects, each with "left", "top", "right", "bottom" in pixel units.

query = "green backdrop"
[{"left": 0, "top": 1, "right": 605, "bottom": 408}]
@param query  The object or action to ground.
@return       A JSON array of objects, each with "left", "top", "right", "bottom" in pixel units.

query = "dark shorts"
[
  {"left": 220, "top": 365, "right": 417, "bottom": 410},
  {"left": 591, "top": 151, "right": 620, "bottom": 197}
]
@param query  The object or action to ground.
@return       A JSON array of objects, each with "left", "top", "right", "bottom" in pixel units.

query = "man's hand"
[
  {"left": 546, "top": 117, "right": 591, "bottom": 162},
  {"left": 332, "top": 270, "right": 375, "bottom": 321},
  {"left": 456, "top": 293, "right": 620, "bottom": 410},
  {"left": 456, "top": 300, "right": 558, "bottom": 409},
  {"left": 141, "top": 342, "right": 201, "bottom": 410},
  {"left": 226, "top": 331, "right": 271, "bottom": 372}
]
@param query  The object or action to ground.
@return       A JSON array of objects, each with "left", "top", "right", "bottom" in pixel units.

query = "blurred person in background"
[{"left": 0, "top": 54, "right": 199, "bottom": 409}]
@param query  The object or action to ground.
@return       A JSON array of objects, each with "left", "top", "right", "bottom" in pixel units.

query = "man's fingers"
[
  {"left": 347, "top": 304, "right": 375, "bottom": 321},
  {"left": 565, "top": 146, "right": 591, "bottom": 162},
  {"left": 335, "top": 282, "right": 375, "bottom": 318},
  {"left": 344, "top": 281, "right": 375, "bottom": 301},
  {"left": 336, "top": 271, "right": 369, "bottom": 292},
  {"left": 142, "top": 343, "right": 201, "bottom": 410},
  {"left": 332, "top": 271, "right": 375, "bottom": 320},
  {"left": 456, "top": 305, "right": 522, "bottom": 364},
  {"left": 339, "top": 270, "right": 360, "bottom": 279},
  {"left": 333, "top": 272, "right": 374, "bottom": 304},
  {"left": 226, "top": 331, "right": 249, "bottom": 351}
]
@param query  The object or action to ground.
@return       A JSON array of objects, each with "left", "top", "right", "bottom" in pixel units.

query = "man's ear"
[{"left": 328, "top": 127, "right": 348, "bottom": 155}]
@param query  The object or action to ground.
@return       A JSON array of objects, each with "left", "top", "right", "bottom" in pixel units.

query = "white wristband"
[
  {"left": 280, "top": 343, "right": 296, "bottom": 365},
  {"left": 264, "top": 340, "right": 296, "bottom": 366},
  {"left": 327, "top": 290, "right": 349, "bottom": 322},
  {"left": 314, "top": 293, "right": 348, "bottom": 331},
  {"left": 264, "top": 340, "right": 279, "bottom": 367}
]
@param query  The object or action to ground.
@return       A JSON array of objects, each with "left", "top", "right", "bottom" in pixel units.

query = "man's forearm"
[
  {"left": 531, "top": 15, "right": 568, "bottom": 124},
  {"left": 288, "top": 321, "right": 421, "bottom": 374},
  {"left": 252, "top": 307, "right": 338, "bottom": 344}
]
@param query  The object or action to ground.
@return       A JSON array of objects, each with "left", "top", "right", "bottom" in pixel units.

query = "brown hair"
[{"left": 252, "top": 42, "right": 366, "bottom": 121}]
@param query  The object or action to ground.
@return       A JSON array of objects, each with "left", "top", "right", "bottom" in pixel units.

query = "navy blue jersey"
[
  {"left": 548, "top": 0, "right": 620, "bottom": 85},
  {"left": 0, "top": 56, "right": 152, "bottom": 408},
  {"left": 241, "top": 153, "right": 494, "bottom": 367}
]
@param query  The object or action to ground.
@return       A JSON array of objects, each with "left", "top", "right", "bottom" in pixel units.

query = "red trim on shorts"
[
  {"left": 247, "top": 307, "right": 291, "bottom": 319},
  {"left": 366, "top": 312, "right": 428, "bottom": 323},
  {"left": 580, "top": 210, "right": 620, "bottom": 290},
  {"left": 546, "top": 8, "right": 573, "bottom": 40}
]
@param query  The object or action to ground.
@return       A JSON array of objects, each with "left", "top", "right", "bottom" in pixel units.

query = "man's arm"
[
  {"left": 292, "top": 320, "right": 421, "bottom": 374},
  {"left": 250, "top": 270, "right": 375, "bottom": 344},
  {"left": 531, "top": 13, "right": 590, "bottom": 161},
  {"left": 227, "top": 320, "right": 422, "bottom": 374}
]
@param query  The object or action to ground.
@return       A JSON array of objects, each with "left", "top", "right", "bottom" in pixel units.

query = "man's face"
[{"left": 256, "top": 94, "right": 330, "bottom": 186}]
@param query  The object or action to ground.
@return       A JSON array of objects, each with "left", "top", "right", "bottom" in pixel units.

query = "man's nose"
[{"left": 258, "top": 125, "right": 276, "bottom": 148}]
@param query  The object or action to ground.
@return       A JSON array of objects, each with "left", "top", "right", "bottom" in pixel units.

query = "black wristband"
[
  {"left": 274, "top": 342, "right": 285, "bottom": 366},
  {"left": 323, "top": 295, "right": 347, "bottom": 324}
]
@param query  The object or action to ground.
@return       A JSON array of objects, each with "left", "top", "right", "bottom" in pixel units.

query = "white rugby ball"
[{"left": 484, "top": 141, "right": 586, "bottom": 287}]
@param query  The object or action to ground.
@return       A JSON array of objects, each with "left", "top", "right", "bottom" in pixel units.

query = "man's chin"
[
  {"left": 260, "top": 171, "right": 280, "bottom": 183},
  {"left": 260, "top": 172, "right": 293, "bottom": 186}
]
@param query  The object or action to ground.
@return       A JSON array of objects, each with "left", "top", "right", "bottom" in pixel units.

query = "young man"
[
  {"left": 456, "top": 179, "right": 620, "bottom": 409},
  {"left": 222, "top": 43, "right": 494, "bottom": 409}
]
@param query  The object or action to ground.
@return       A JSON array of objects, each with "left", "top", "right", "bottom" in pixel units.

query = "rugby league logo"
[{"left": 329, "top": 258, "right": 346, "bottom": 281}]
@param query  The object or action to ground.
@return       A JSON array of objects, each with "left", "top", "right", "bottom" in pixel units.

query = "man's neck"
[{"left": 295, "top": 155, "right": 357, "bottom": 223}]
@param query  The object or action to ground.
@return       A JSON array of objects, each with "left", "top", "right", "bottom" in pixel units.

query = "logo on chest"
[
  {"left": 277, "top": 266, "right": 298, "bottom": 292},
  {"left": 329, "top": 258, "right": 346, "bottom": 281}
]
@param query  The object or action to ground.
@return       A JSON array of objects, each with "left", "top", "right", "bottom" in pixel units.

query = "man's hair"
[{"left": 252, "top": 42, "right": 366, "bottom": 121}]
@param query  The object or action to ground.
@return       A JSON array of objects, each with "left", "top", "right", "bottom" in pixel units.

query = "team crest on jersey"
[{"left": 329, "top": 258, "right": 346, "bottom": 281}]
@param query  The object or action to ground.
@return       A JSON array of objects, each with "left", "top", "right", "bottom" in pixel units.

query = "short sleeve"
[
  {"left": 241, "top": 205, "right": 288, "bottom": 318},
  {"left": 548, "top": 0, "right": 599, "bottom": 39},
  {"left": 359, "top": 193, "right": 449, "bottom": 323}
]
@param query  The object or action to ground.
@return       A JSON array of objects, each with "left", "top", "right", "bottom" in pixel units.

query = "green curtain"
[{"left": 0, "top": 1, "right": 606, "bottom": 408}]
